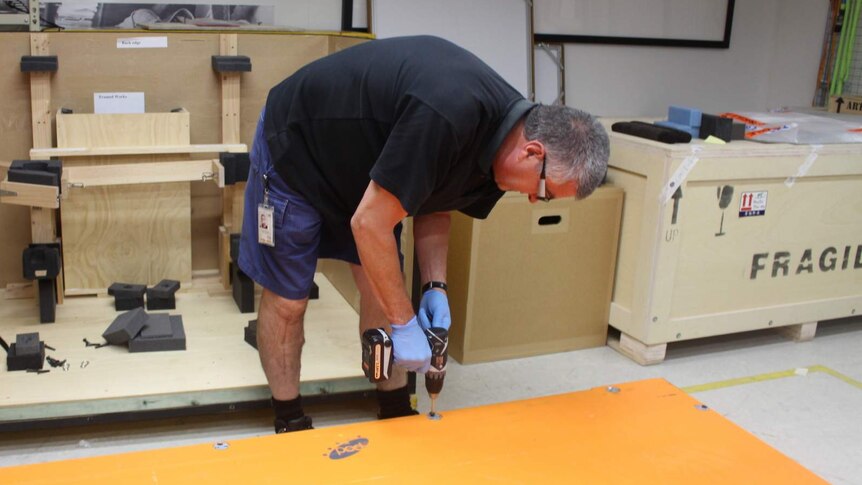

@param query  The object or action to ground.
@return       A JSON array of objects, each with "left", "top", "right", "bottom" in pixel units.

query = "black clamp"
[
  {"left": 5, "top": 333, "right": 46, "bottom": 371},
  {"left": 8, "top": 160, "right": 62, "bottom": 189},
  {"left": 211, "top": 55, "right": 252, "bottom": 73},
  {"left": 219, "top": 152, "right": 250, "bottom": 185},
  {"left": 20, "top": 55, "right": 59, "bottom": 73},
  {"left": 146, "top": 279, "right": 181, "bottom": 310},
  {"left": 108, "top": 283, "right": 147, "bottom": 311}
]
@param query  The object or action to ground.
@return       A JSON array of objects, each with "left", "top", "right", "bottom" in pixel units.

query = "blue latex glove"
[
  {"left": 418, "top": 290, "right": 451, "bottom": 331},
  {"left": 389, "top": 316, "right": 432, "bottom": 374}
]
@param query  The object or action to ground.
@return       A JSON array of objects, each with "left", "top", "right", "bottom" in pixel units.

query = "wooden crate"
[
  {"left": 605, "top": 130, "right": 862, "bottom": 364},
  {"left": 57, "top": 110, "right": 193, "bottom": 294},
  {"left": 447, "top": 187, "right": 623, "bottom": 363}
]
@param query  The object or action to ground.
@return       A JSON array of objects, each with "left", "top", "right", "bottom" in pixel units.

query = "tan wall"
[{"left": 0, "top": 31, "right": 368, "bottom": 288}]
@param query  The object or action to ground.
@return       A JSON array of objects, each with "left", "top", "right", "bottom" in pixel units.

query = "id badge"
[{"left": 258, "top": 203, "right": 275, "bottom": 247}]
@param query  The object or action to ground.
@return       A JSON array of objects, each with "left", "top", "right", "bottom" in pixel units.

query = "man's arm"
[
  {"left": 351, "top": 180, "right": 413, "bottom": 324},
  {"left": 413, "top": 212, "right": 451, "bottom": 287}
]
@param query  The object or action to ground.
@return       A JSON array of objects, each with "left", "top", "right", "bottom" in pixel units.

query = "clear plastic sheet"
[{"left": 722, "top": 111, "right": 862, "bottom": 144}]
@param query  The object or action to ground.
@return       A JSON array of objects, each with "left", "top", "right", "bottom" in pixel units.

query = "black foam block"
[
  {"left": 244, "top": 319, "right": 258, "bottom": 349},
  {"left": 232, "top": 264, "right": 255, "bottom": 313},
  {"left": 699, "top": 114, "right": 734, "bottom": 142},
  {"left": 219, "top": 152, "right": 251, "bottom": 185},
  {"left": 9, "top": 160, "right": 62, "bottom": 187},
  {"left": 23, "top": 245, "right": 62, "bottom": 280},
  {"left": 7, "top": 333, "right": 45, "bottom": 371},
  {"left": 732, "top": 122, "right": 746, "bottom": 140},
  {"left": 102, "top": 307, "right": 148, "bottom": 345},
  {"left": 309, "top": 280, "right": 319, "bottom": 300},
  {"left": 611, "top": 121, "right": 692, "bottom": 144},
  {"left": 15, "top": 333, "right": 40, "bottom": 355},
  {"left": 211, "top": 55, "right": 252, "bottom": 73},
  {"left": 230, "top": 233, "right": 241, "bottom": 263},
  {"left": 38, "top": 279, "right": 56, "bottom": 324},
  {"left": 129, "top": 315, "right": 186, "bottom": 353},
  {"left": 7, "top": 169, "right": 59, "bottom": 187},
  {"left": 146, "top": 279, "right": 180, "bottom": 310},
  {"left": 140, "top": 313, "right": 173, "bottom": 338},
  {"left": 6, "top": 342, "right": 45, "bottom": 371},
  {"left": 20, "top": 55, "right": 58, "bottom": 72},
  {"left": 108, "top": 282, "right": 146, "bottom": 311}
]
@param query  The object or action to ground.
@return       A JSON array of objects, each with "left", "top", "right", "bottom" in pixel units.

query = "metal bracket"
[
  {"left": 536, "top": 42, "right": 566, "bottom": 106},
  {"left": 0, "top": 189, "right": 18, "bottom": 197},
  {"left": 201, "top": 171, "right": 215, "bottom": 182}
]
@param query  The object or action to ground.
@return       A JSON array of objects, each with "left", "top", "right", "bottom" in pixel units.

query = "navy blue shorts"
[{"left": 238, "top": 109, "right": 403, "bottom": 300}]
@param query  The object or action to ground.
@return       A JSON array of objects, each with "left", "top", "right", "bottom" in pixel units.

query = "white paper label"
[
  {"left": 117, "top": 37, "right": 168, "bottom": 49},
  {"left": 94, "top": 92, "right": 145, "bottom": 114},
  {"left": 739, "top": 191, "right": 768, "bottom": 217}
]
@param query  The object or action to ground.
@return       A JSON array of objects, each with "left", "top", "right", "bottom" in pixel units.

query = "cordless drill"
[
  {"left": 424, "top": 327, "right": 449, "bottom": 418},
  {"left": 360, "top": 326, "right": 449, "bottom": 418}
]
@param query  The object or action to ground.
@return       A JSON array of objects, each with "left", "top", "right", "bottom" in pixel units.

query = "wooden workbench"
[{"left": 0, "top": 378, "right": 826, "bottom": 484}]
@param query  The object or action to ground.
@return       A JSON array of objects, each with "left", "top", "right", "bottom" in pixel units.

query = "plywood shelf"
[
  {"left": 0, "top": 180, "right": 59, "bottom": 209},
  {"left": 31, "top": 143, "right": 247, "bottom": 159},
  {"left": 62, "top": 160, "right": 219, "bottom": 188}
]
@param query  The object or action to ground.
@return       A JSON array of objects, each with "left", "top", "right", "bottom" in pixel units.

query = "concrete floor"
[{"left": 1, "top": 316, "right": 860, "bottom": 484}]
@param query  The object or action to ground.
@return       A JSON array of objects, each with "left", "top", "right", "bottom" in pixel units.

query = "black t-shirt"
[{"left": 264, "top": 35, "right": 532, "bottom": 244}]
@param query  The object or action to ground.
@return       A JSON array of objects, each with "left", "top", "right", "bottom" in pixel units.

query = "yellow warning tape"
[
  {"left": 808, "top": 365, "right": 862, "bottom": 391},
  {"left": 682, "top": 365, "right": 862, "bottom": 394}
]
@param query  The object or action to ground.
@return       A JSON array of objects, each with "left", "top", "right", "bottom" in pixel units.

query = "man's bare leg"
[{"left": 257, "top": 288, "right": 312, "bottom": 431}]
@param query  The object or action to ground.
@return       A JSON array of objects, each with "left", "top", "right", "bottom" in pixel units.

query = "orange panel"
[{"left": 0, "top": 379, "right": 826, "bottom": 484}]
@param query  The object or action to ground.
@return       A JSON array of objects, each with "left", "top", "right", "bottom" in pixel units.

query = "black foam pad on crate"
[
  {"left": 22, "top": 245, "right": 62, "bottom": 280},
  {"left": 244, "top": 319, "right": 258, "bottom": 349},
  {"left": 129, "top": 315, "right": 186, "bottom": 353},
  {"left": 21, "top": 55, "right": 58, "bottom": 72},
  {"left": 309, "top": 280, "right": 319, "bottom": 300},
  {"left": 699, "top": 114, "right": 734, "bottom": 142},
  {"left": 146, "top": 279, "right": 180, "bottom": 310},
  {"left": 38, "top": 279, "right": 56, "bottom": 324},
  {"left": 9, "top": 160, "right": 62, "bottom": 185},
  {"left": 211, "top": 55, "right": 252, "bottom": 73},
  {"left": 219, "top": 152, "right": 251, "bottom": 185},
  {"left": 232, "top": 264, "right": 255, "bottom": 313},
  {"left": 7, "top": 169, "right": 59, "bottom": 188},
  {"left": 102, "top": 307, "right": 148, "bottom": 345},
  {"left": 230, "top": 233, "right": 241, "bottom": 263},
  {"left": 611, "top": 121, "right": 692, "bottom": 144},
  {"left": 108, "top": 282, "right": 146, "bottom": 311}
]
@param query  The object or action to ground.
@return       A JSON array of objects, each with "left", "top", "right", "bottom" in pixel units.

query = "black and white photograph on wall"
[{"left": 40, "top": 3, "right": 274, "bottom": 29}]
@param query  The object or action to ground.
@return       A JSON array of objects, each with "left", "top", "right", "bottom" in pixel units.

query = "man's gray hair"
[{"left": 524, "top": 105, "right": 610, "bottom": 199}]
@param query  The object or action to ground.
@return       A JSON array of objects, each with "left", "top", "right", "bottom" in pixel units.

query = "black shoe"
[
  {"left": 274, "top": 415, "right": 314, "bottom": 433},
  {"left": 377, "top": 408, "right": 419, "bottom": 420}
]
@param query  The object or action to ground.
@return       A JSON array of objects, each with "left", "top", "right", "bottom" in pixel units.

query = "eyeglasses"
[{"left": 536, "top": 156, "right": 552, "bottom": 203}]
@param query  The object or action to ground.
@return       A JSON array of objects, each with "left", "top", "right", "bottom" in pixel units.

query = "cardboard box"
[{"left": 446, "top": 187, "right": 623, "bottom": 363}]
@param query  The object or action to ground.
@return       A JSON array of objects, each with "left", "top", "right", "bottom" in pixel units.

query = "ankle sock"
[{"left": 271, "top": 395, "right": 305, "bottom": 422}]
